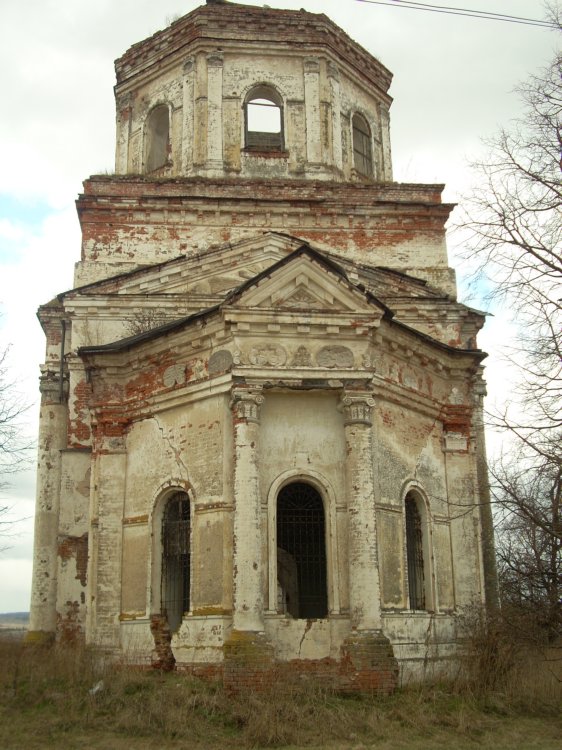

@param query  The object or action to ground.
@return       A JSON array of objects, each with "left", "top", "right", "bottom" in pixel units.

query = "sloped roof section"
[
  {"left": 78, "top": 243, "right": 391, "bottom": 355},
  {"left": 77, "top": 241, "right": 485, "bottom": 362}
]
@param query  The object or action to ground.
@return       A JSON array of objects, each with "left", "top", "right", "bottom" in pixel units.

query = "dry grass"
[{"left": 0, "top": 635, "right": 560, "bottom": 750}]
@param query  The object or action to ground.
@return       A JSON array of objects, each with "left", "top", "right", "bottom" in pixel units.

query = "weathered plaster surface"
[{"left": 29, "top": 2, "right": 494, "bottom": 687}]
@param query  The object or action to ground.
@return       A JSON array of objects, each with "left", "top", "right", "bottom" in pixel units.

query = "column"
[
  {"left": 340, "top": 391, "right": 381, "bottom": 630},
  {"left": 230, "top": 386, "right": 264, "bottom": 632},
  {"left": 340, "top": 391, "right": 399, "bottom": 694},
  {"left": 28, "top": 374, "right": 68, "bottom": 639},
  {"left": 224, "top": 386, "right": 274, "bottom": 691}
]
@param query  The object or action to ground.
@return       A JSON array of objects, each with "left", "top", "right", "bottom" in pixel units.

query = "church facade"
[{"left": 29, "top": 1, "right": 496, "bottom": 691}]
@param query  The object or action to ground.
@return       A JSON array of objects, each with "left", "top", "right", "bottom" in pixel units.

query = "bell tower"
[
  {"left": 29, "top": 3, "right": 494, "bottom": 692},
  {"left": 113, "top": 2, "right": 393, "bottom": 182}
]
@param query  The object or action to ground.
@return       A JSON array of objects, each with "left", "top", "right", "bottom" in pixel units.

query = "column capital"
[
  {"left": 230, "top": 387, "right": 264, "bottom": 423},
  {"left": 39, "top": 371, "right": 68, "bottom": 403},
  {"left": 206, "top": 51, "right": 224, "bottom": 67},
  {"left": 339, "top": 392, "right": 375, "bottom": 427},
  {"left": 304, "top": 57, "right": 320, "bottom": 74},
  {"left": 327, "top": 61, "right": 340, "bottom": 81},
  {"left": 183, "top": 56, "right": 195, "bottom": 74},
  {"left": 116, "top": 92, "right": 133, "bottom": 111}
]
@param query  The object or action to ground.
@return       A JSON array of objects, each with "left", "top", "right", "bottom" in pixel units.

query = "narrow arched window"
[
  {"left": 352, "top": 113, "right": 373, "bottom": 178},
  {"left": 161, "top": 491, "right": 190, "bottom": 630},
  {"left": 277, "top": 482, "right": 327, "bottom": 618},
  {"left": 145, "top": 104, "right": 170, "bottom": 173},
  {"left": 244, "top": 86, "right": 284, "bottom": 152},
  {"left": 405, "top": 492, "right": 425, "bottom": 610}
]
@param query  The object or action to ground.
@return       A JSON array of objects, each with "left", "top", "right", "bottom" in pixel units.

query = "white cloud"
[{"left": 0, "top": 0, "right": 556, "bottom": 612}]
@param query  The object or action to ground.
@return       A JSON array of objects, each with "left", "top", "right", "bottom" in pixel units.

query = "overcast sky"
[{"left": 0, "top": 0, "right": 558, "bottom": 613}]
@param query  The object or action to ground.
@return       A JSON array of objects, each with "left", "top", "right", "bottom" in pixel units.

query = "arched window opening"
[
  {"left": 245, "top": 86, "right": 284, "bottom": 151},
  {"left": 277, "top": 482, "right": 327, "bottom": 618},
  {"left": 145, "top": 104, "right": 170, "bottom": 173},
  {"left": 161, "top": 491, "right": 190, "bottom": 631},
  {"left": 405, "top": 492, "right": 425, "bottom": 610},
  {"left": 352, "top": 113, "right": 373, "bottom": 178}
]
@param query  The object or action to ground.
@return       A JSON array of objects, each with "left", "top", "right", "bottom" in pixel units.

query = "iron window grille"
[
  {"left": 161, "top": 491, "right": 191, "bottom": 631},
  {"left": 277, "top": 482, "right": 328, "bottom": 619},
  {"left": 405, "top": 494, "right": 426, "bottom": 610},
  {"left": 352, "top": 114, "right": 373, "bottom": 177}
]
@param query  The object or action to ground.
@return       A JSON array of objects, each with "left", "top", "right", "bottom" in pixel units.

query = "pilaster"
[
  {"left": 304, "top": 57, "right": 321, "bottom": 165},
  {"left": 328, "top": 62, "right": 343, "bottom": 172},
  {"left": 206, "top": 52, "right": 224, "bottom": 171},
  {"left": 115, "top": 92, "right": 132, "bottom": 175},
  {"left": 89, "top": 425, "right": 128, "bottom": 649},
  {"left": 472, "top": 372, "right": 499, "bottom": 611},
  {"left": 181, "top": 57, "right": 195, "bottom": 173},
  {"left": 379, "top": 102, "right": 393, "bottom": 181}
]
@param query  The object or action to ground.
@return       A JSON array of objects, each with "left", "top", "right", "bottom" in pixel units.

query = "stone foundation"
[
  {"left": 223, "top": 630, "right": 276, "bottom": 691},
  {"left": 340, "top": 630, "right": 399, "bottom": 694},
  {"left": 221, "top": 627, "right": 398, "bottom": 694}
]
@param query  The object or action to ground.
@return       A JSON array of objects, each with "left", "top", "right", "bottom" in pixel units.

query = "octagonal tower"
[{"left": 114, "top": 2, "right": 393, "bottom": 183}]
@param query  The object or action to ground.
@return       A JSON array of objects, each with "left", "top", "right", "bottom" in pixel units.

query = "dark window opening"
[
  {"left": 245, "top": 87, "right": 284, "bottom": 151},
  {"left": 161, "top": 491, "right": 190, "bottom": 631},
  {"left": 352, "top": 113, "right": 373, "bottom": 177},
  {"left": 405, "top": 493, "right": 425, "bottom": 610},
  {"left": 277, "top": 482, "right": 327, "bottom": 618},
  {"left": 146, "top": 104, "right": 170, "bottom": 173}
]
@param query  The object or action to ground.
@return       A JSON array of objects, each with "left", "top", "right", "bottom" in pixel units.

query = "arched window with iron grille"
[
  {"left": 405, "top": 492, "right": 426, "bottom": 610},
  {"left": 161, "top": 491, "right": 191, "bottom": 631},
  {"left": 277, "top": 482, "right": 327, "bottom": 619}
]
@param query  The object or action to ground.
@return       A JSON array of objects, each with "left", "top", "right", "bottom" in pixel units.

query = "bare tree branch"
[{"left": 458, "top": 45, "right": 561, "bottom": 641}]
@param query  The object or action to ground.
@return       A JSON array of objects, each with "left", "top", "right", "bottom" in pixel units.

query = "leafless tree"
[
  {"left": 123, "top": 309, "right": 174, "bottom": 337},
  {"left": 0, "top": 344, "right": 32, "bottom": 541},
  {"left": 461, "top": 49, "right": 561, "bottom": 433},
  {"left": 459, "top": 39, "right": 561, "bottom": 638},
  {"left": 492, "top": 435, "right": 561, "bottom": 642}
]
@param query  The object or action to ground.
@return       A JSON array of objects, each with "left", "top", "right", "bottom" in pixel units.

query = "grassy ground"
[{"left": 0, "top": 638, "right": 560, "bottom": 750}]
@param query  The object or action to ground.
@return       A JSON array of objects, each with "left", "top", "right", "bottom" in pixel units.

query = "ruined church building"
[{"left": 29, "top": 1, "right": 497, "bottom": 691}]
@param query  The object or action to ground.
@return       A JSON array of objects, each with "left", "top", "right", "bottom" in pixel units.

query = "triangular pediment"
[{"left": 227, "top": 246, "right": 388, "bottom": 317}]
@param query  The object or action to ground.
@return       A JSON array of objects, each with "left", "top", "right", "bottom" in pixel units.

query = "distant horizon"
[{"left": 0, "top": 612, "right": 29, "bottom": 619}]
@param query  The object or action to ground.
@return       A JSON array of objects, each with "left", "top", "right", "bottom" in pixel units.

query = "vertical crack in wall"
[{"left": 152, "top": 416, "right": 190, "bottom": 480}]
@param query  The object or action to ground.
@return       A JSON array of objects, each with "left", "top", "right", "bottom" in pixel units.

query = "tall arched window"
[
  {"left": 352, "top": 113, "right": 373, "bottom": 178},
  {"left": 145, "top": 104, "right": 170, "bottom": 173},
  {"left": 277, "top": 482, "right": 327, "bottom": 618},
  {"left": 244, "top": 86, "right": 284, "bottom": 152},
  {"left": 161, "top": 491, "right": 190, "bottom": 631},
  {"left": 405, "top": 492, "right": 426, "bottom": 610}
]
